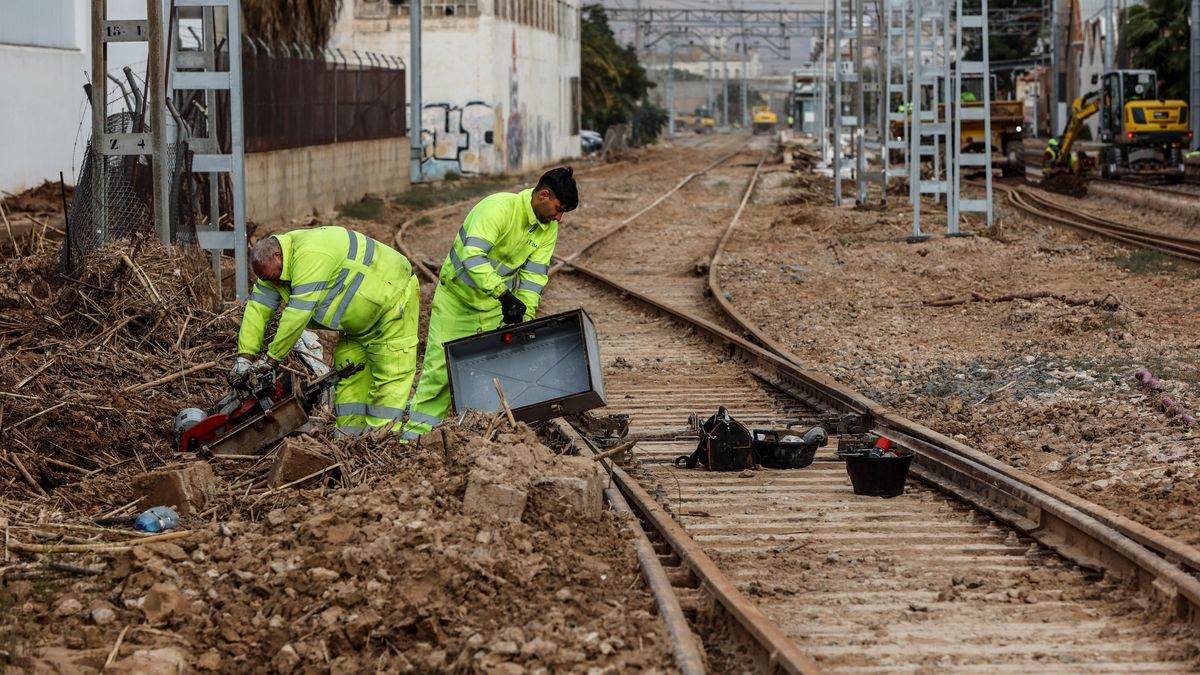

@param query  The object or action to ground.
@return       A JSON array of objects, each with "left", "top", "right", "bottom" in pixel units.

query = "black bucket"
[
  {"left": 751, "top": 428, "right": 824, "bottom": 469},
  {"left": 841, "top": 450, "right": 914, "bottom": 498}
]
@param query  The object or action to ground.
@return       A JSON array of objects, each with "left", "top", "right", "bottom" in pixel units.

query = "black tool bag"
[
  {"left": 751, "top": 426, "right": 828, "bottom": 469},
  {"left": 674, "top": 407, "right": 754, "bottom": 470}
]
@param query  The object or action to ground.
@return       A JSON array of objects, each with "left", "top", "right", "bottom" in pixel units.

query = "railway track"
[
  {"left": 1090, "top": 177, "right": 1200, "bottom": 201},
  {"left": 987, "top": 182, "right": 1200, "bottom": 265},
  {"left": 401, "top": 135, "right": 1200, "bottom": 672}
]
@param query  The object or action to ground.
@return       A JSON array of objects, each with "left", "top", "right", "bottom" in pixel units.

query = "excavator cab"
[
  {"left": 1099, "top": 71, "right": 1167, "bottom": 142},
  {"left": 1054, "top": 69, "right": 1193, "bottom": 181}
]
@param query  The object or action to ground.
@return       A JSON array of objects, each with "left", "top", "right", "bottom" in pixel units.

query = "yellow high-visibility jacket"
[
  {"left": 438, "top": 188, "right": 558, "bottom": 320},
  {"left": 238, "top": 227, "right": 413, "bottom": 361}
]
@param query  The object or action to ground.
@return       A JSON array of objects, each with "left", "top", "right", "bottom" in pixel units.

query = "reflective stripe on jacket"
[
  {"left": 237, "top": 226, "right": 414, "bottom": 361},
  {"left": 437, "top": 188, "right": 558, "bottom": 320}
]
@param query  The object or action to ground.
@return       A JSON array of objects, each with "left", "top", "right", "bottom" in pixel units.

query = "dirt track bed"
[
  {"left": 718, "top": 138, "right": 1200, "bottom": 547},
  {"left": 0, "top": 163, "right": 681, "bottom": 671}
]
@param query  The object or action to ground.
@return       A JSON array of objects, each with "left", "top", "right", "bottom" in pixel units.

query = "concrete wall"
[
  {"left": 0, "top": 0, "right": 89, "bottom": 194},
  {"left": 0, "top": 0, "right": 176, "bottom": 195},
  {"left": 245, "top": 136, "right": 412, "bottom": 226},
  {"left": 332, "top": 0, "right": 581, "bottom": 180}
]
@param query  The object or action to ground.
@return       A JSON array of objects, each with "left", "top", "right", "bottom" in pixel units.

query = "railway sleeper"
[{"left": 889, "top": 426, "right": 1200, "bottom": 630}]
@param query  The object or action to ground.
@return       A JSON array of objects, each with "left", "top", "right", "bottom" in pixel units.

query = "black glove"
[{"left": 498, "top": 291, "right": 526, "bottom": 325}]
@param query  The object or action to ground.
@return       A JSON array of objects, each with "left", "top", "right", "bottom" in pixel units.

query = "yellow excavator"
[
  {"left": 1045, "top": 69, "right": 1192, "bottom": 182},
  {"left": 751, "top": 98, "right": 777, "bottom": 135}
]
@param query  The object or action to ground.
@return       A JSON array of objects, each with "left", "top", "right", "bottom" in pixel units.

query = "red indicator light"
[
  {"left": 502, "top": 332, "right": 514, "bottom": 344},
  {"left": 1128, "top": 132, "right": 1135, "bottom": 139}
]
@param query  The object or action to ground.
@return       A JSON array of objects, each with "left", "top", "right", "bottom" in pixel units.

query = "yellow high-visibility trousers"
[
  {"left": 402, "top": 282, "right": 503, "bottom": 438},
  {"left": 333, "top": 276, "right": 420, "bottom": 435}
]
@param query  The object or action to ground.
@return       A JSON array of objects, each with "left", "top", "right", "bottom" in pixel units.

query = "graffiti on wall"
[
  {"left": 505, "top": 28, "right": 555, "bottom": 172},
  {"left": 415, "top": 30, "right": 563, "bottom": 179},
  {"left": 420, "top": 101, "right": 504, "bottom": 178}
]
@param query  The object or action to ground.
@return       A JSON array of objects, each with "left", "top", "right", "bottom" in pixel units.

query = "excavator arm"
[{"left": 1055, "top": 90, "right": 1100, "bottom": 165}]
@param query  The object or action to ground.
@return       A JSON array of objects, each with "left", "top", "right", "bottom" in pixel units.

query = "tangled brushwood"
[{"left": 0, "top": 240, "right": 241, "bottom": 511}]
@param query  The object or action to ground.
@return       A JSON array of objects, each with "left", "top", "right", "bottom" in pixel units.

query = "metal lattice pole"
[
  {"left": 855, "top": 0, "right": 867, "bottom": 205},
  {"left": 834, "top": 0, "right": 845, "bottom": 204},
  {"left": 169, "top": 0, "right": 249, "bottom": 300},
  {"left": 951, "top": 0, "right": 993, "bottom": 232}
]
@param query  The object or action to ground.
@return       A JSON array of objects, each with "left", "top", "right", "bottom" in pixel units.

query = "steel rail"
[
  {"left": 550, "top": 137, "right": 750, "bottom": 275},
  {"left": 392, "top": 154, "right": 646, "bottom": 282},
  {"left": 555, "top": 420, "right": 824, "bottom": 675},
  {"left": 553, "top": 420, "right": 708, "bottom": 675},
  {"left": 391, "top": 136, "right": 768, "bottom": 674},
  {"left": 980, "top": 181, "right": 1200, "bottom": 265},
  {"left": 561, "top": 156, "right": 1200, "bottom": 632},
  {"left": 1092, "top": 177, "right": 1200, "bottom": 201}
]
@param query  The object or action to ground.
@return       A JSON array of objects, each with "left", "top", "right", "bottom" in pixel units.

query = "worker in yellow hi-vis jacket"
[
  {"left": 231, "top": 226, "right": 419, "bottom": 436},
  {"left": 402, "top": 167, "right": 579, "bottom": 439}
]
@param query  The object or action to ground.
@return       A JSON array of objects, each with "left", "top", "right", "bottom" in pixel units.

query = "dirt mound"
[
  {"left": 0, "top": 241, "right": 239, "bottom": 508},
  {"left": 1, "top": 180, "right": 72, "bottom": 215},
  {"left": 1, "top": 417, "right": 675, "bottom": 673},
  {"left": 1038, "top": 173, "right": 1089, "bottom": 198}
]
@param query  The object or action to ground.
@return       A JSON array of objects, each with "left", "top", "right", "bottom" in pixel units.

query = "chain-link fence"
[{"left": 60, "top": 110, "right": 201, "bottom": 276}]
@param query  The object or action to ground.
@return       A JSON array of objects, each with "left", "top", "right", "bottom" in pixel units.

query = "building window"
[{"left": 356, "top": 0, "right": 481, "bottom": 19}]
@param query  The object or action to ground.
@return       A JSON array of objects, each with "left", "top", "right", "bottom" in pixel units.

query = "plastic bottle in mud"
[{"left": 134, "top": 506, "right": 180, "bottom": 533}]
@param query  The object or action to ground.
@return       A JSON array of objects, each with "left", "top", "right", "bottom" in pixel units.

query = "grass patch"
[
  {"left": 1115, "top": 248, "right": 1177, "bottom": 274},
  {"left": 337, "top": 196, "right": 385, "bottom": 221},
  {"left": 394, "top": 177, "right": 511, "bottom": 211},
  {"left": 415, "top": 216, "right": 433, "bottom": 227}
]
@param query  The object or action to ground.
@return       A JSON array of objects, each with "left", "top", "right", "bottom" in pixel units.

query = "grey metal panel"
[
  {"left": 174, "top": 71, "right": 231, "bottom": 90},
  {"left": 959, "top": 153, "right": 989, "bottom": 166},
  {"left": 175, "top": 52, "right": 206, "bottom": 69},
  {"left": 959, "top": 199, "right": 989, "bottom": 211},
  {"left": 446, "top": 310, "right": 606, "bottom": 422},
  {"left": 582, "top": 311, "right": 605, "bottom": 402},
  {"left": 197, "top": 230, "right": 235, "bottom": 249},
  {"left": 192, "top": 153, "right": 233, "bottom": 172},
  {"left": 177, "top": 0, "right": 230, "bottom": 5}
]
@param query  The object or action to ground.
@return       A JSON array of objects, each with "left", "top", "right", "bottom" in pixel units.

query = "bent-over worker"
[
  {"left": 230, "top": 226, "right": 420, "bottom": 436},
  {"left": 402, "top": 167, "right": 579, "bottom": 439}
]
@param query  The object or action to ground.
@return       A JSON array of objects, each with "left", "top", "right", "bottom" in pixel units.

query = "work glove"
[
  {"left": 227, "top": 357, "right": 254, "bottom": 387},
  {"left": 498, "top": 291, "right": 527, "bottom": 326},
  {"left": 227, "top": 356, "right": 273, "bottom": 388}
]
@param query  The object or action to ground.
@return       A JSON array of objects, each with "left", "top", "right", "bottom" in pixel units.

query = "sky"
[{"left": 596, "top": 0, "right": 830, "bottom": 75}]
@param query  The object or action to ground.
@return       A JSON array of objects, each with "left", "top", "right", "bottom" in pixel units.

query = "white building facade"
[
  {"left": 0, "top": 0, "right": 92, "bottom": 194},
  {"left": 335, "top": 0, "right": 582, "bottom": 179},
  {"left": 0, "top": 0, "right": 172, "bottom": 195}
]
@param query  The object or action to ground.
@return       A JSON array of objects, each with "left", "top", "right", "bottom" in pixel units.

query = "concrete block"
[
  {"left": 535, "top": 471, "right": 604, "bottom": 514},
  {"left": 133, "top": 462, "right": 217, "bottom": 516},
  {"left": 268, "top": 444, "right": 336, "bottom": 489},
  {"left": 463, "top": 477, "right": 528, "bottom": 523}
]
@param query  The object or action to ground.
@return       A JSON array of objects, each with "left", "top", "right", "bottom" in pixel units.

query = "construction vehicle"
[
  {"left": 693, "top": 107, "right": 716, "bottom": 133},
  {"left": 751, "top": 99, "right": 777, "bottom": 135},
  {"left": 889, "top": 76, "right": 1026, "bottom": 176},
  {"left": 1043, "top": 90, "right": 1100, "bottom": 177},
  {"left": 1095, "top": 70, "right": 1191, "bottom": 182}
]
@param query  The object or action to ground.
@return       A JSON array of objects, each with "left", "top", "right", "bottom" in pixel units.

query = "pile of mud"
[
  {"left": 3, "top": 417, "right": 675, "bottom": 673},
  {"left": 1038, "top": 173, "right": 1089, "bottom": 198},
  {"left": 1, "top": 180, "right": 72, "bottom": 215},
  {"left": 0, "top": 241, "right": 241, "bottom": 507}
]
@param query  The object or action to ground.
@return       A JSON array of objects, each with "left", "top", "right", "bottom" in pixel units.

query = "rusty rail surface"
[
  {"left": 397, "top": 136, "right": 1200, "bottom": 671},
  {"left": 563, "top": 149, "right": 1200, "bottom": 640},
  {"left": 980, "top": 181, "right": 1200, "bottom": 265}
]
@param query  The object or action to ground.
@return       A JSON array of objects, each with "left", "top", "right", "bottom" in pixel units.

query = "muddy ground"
[
  {"left": 719, "top": 136, "right": 1200, "bottom": 546},
  {"left": 0, "top": 180, "right": 677, "bottom": 673}
]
